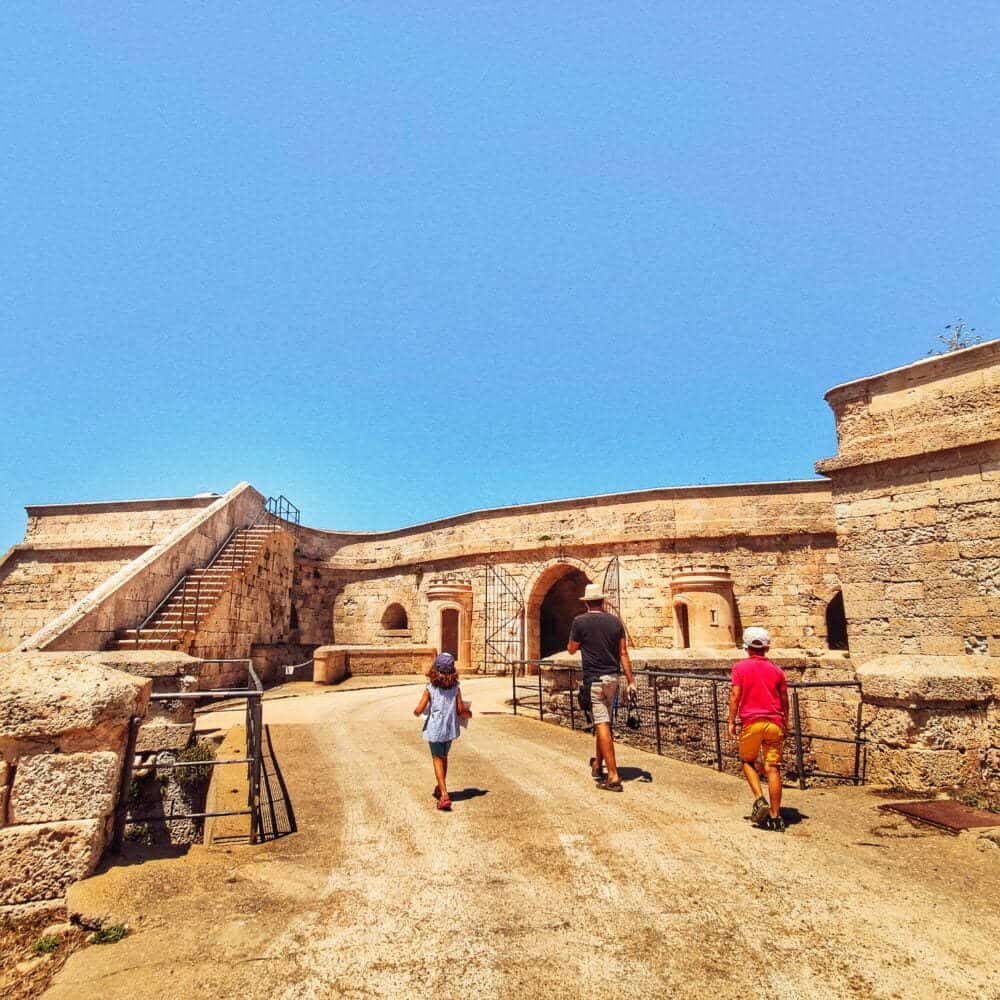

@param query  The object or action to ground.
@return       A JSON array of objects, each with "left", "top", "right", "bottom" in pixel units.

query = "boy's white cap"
[{"left": 743, "top": 626, "right": 771, "bottom": 649}]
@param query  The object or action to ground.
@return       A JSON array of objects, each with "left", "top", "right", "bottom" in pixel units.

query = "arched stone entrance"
[{"left": 524, "top": 560, "right": 592, "bottom": 670}]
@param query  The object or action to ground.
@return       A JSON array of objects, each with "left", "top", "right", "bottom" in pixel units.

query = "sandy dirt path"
[{"left": 45, "top": 677, "right": 1000, "bottom": 1000}]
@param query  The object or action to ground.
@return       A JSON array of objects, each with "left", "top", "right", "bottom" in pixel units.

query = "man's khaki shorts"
[
  {"left": 589, "top": 675, "right": 619, "bottom": 727},
  {"left": 739, "top": 720, "right": 785, "bottom": 766}
]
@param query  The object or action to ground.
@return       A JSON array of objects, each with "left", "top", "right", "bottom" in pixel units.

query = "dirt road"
[{"left": 45, "top": 677, "right": 1000, "bottom": 1000}]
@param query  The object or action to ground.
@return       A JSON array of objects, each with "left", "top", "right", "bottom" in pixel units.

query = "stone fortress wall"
[
  {"left": 0, "top": 340, "right": 998, "bottom": 917},
  {"left": 292, "top": 480, "right": 841, "bottom": 669},
  {"left": 0, "top": 494, "right": 221, "bottom": 652}
]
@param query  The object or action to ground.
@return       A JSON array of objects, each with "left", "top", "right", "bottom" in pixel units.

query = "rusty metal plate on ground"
[{"left": 880, "top": 799, "right": 999, "bottom": 833}]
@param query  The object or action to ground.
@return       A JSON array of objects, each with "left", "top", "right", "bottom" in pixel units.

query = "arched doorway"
[{"left": 539, "top": 568, "right": 590, "bottom": 658}]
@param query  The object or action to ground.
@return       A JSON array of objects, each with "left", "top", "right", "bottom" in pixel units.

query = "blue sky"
[{"left": 1, "top": 3, "right": 997, "bottom": 548}]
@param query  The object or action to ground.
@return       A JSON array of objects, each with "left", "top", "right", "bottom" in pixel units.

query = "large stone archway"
[{"left": 524, "top": 559, "right": 593, "bottom": 670}]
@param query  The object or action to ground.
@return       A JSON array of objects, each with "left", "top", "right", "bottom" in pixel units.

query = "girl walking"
[{"left": 413, "top": 652, "right": 471, "bottom": 811}]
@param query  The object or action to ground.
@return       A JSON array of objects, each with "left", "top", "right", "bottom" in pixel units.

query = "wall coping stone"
[
  {"left": 856, "top": 654, "right": 1000, "bottom": 704},
  {"left": 25, "top": 494, "right": 221, "bottom": 517}
]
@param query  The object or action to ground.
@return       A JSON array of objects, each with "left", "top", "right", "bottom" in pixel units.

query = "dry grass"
[{"left": 0, "top": 910, "right": 88, "bottom": 1000}]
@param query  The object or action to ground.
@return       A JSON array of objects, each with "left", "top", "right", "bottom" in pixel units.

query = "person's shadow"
[
  {"left": 617, "top": 766, "right": 653, "bottom": 783},
  {"left": 448, "top": 787, "right": 489, "bottom": 802}
]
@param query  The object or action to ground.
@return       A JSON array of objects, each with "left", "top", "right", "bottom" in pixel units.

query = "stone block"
[
  {"left": 0, "top": 819, "right": 104, "bottom": 905},
  {"left": 0, "top": 653, "right": 150, "bottom": 753},
  {"left": 10, "top": 752, "right": 119, "bottom": 824},
  {"left": 866, "top": 747, "right": 976, "bottom": 790},
  {"left": 857, "top": 655, "right": 1000, "bottom": 704},
  {"left": 135, "top": 720, "right": 193, "bottom": 753},
  {"left": 87, "top": 650, "right": 200, "bottom": 679}
]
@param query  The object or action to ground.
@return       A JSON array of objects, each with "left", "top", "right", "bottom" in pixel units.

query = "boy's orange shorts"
[{"left": 739, "top": 720, "right": 785, "bottom": 766}]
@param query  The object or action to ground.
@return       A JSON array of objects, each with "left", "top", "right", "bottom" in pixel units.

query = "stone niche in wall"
[{"left": 670, "top": 565, "right": 739, "bottom": 649}]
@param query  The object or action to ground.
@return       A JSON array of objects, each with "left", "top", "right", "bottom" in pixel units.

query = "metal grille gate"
[
  {"left": 483, "top": 563, "right": 524, "bottom": 674},
  {"left": 602, "top": 556, "right": 621, "bottom": 618}
]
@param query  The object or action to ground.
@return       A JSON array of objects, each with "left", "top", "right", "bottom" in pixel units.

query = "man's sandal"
[
  {"left": 589, "top": 757, "right": 604, "bottom": 780},
  {"left": 597, "top": 780, "right": 623, "bottom": 792}
]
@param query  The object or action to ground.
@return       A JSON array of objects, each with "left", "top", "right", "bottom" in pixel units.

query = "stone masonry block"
[
  {"left": 10, "top": 751, "right": 119, "bottom": 824},
  {"left": 0, "top": 819, "right": 104, "bottom": 905},
  {"left": 857, "top": 655, "right": 1000, "bottom": 704},
  {"left": 135, "top": 721, "right": 194, "bottom": 754}
]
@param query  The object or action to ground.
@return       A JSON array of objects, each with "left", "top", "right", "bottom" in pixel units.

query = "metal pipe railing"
[
  {"left": 116, "top": 660, "right": 267, "bottom": 848},
  {"left": 509, "top": 662, "right": 866, "bottom": 788}
]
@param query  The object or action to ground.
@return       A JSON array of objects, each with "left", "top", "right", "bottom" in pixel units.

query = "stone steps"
[{"left": 105, "top": 525, "right": 275, "bottom": 651}]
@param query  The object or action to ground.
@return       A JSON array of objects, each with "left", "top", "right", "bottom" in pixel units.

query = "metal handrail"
[
  {"left": 116, "top": 660, "right": 267, "bottom": 846},
  {"left": 511, "top": 662, "right": 865, "bottom": 788}
]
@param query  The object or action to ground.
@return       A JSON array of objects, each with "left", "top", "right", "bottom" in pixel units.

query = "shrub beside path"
[{"left": 44, "top": 677, "right": 1000, "bottom": 1000}]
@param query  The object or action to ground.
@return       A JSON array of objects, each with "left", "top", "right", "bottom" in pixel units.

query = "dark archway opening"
[
  {"left": 540, "top": 569, "right": 589, "bottom": 658},
  {"left": 826, "top": 591, "right": 849, "bottom": 650}
]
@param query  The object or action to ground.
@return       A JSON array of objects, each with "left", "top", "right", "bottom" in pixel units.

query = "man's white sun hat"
[
  {"left": 743, "top": 626, "right": 771, "bottom": 650},
  {"left": 581, "top": 584, "right": 605, "bottom": 603}
]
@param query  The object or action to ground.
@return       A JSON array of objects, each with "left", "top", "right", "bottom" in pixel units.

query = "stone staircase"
[{"left": 108, "top": 525, "right": 276, "bottom": 651}]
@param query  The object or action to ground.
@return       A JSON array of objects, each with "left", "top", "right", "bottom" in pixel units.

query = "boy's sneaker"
[
  {"left": 750, "top": 796, "right": 770, "bottom": 824},
  {"left": 764, "top": 814, "right": 786, "bottom": 833}
]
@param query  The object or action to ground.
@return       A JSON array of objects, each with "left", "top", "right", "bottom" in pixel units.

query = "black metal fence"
[
  {"left": 113, "top": 660, "right": 269, "bottom": 848},
  {"left": 511, "top": 662, "right": 865, "bottom": 789}
]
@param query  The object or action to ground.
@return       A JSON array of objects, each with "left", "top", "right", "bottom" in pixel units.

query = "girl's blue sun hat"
[{"left": 433, "top": 652, "right": 456, "bottom": 673}]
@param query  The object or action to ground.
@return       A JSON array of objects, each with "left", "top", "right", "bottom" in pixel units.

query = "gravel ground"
[{"left": 46, "top": 677, "right": 1000, "bottom": 1000}]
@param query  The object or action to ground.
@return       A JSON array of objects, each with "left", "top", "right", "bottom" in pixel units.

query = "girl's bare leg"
[{"left": 433, "top": 755, "right": 448, "bottom": 799}]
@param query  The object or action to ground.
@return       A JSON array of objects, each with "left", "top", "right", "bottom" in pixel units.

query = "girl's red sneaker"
[{"left": 436, "top": 796, "right": 452, "bottom": 811}]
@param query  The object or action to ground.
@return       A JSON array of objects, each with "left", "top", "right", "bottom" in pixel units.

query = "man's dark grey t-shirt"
[{"left": 569, "top": 611, "right": 625, "bottom": 683}]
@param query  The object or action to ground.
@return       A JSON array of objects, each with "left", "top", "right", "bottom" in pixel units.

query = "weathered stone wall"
[
  {"left": 317, "top": 535, "right": 840, "bottom": 673},
  {"left": 288, "top": 481, "right": 841, "bottom": 672},
  {"left": 0, "top": 652, "right": 150, "bottom": 914},
  {"left": 20, "top": 483, "right": 266, "bottom": 653},
  {"left": 0, "top": 547, "right": 144, "bottom": 651},
  {"left": 0, "top": 494, "right": 223, "bottom": 653},
  {"left": 856, "top": 655, "right": 1000, "bottom": 792},
  {"left": 23, "top": 495, "right": 219, "bottom": 549},
  {"left": 818, "top": 341, "right": 1000, "bottom": 661}
]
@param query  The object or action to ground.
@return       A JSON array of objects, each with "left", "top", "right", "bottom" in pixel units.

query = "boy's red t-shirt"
[{"left": 731, "top": 655, "right": 788, "bottom": 728}]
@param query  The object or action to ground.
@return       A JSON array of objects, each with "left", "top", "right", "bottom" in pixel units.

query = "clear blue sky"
[{"left": 2, "top": 4, "right": 997, "bottom": 549}]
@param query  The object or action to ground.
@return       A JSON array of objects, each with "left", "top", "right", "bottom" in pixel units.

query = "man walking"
[
  {"left": 568, "top": 583, "right": 635, "bottom": 792},
  {"left": 727, "top": 626, "right": 789, "bottom": 832}
]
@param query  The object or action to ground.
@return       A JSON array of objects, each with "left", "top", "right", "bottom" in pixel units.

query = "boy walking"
[{"left": 727, "top": 627, "right": 789, "bottom": 832}]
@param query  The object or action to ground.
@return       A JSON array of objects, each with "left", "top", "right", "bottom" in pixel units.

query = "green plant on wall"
[{"left": 174, "top": 742, "right": 215, "bottom": 788}]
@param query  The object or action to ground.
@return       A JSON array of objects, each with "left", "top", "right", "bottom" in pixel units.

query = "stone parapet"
[{"left": 313, "top": 644, "right": 435, "bottom": 681}]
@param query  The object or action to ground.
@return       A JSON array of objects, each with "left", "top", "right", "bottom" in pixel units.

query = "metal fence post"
[
  {"left": 538, "top": 669, "right": 543, "bottom": 720},
  {"left": 652, "top": 675, "right": 662, "bottom": 756},
  {"left": 511, "top": 664, "right": 518, "bottom": 716},
  {"left": 111, "top": 716, "right": 140, "bottom": 853},
  {"left": 710, "top": 680, "right": 724, "bottom": 771},
  {"left": 792, "top": 688, "right": 807, "bottom": 790},
  {"left": 569, "top": 667, "right": 575, "bottom": 730}
]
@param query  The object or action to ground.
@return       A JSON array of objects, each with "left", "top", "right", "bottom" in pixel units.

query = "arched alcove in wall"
[
  {"left": 825, "top": 591, "right": 849, "bottom": 650},
  {"left": 380, "top": 602, "right": 409, "bottom": 630}
]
